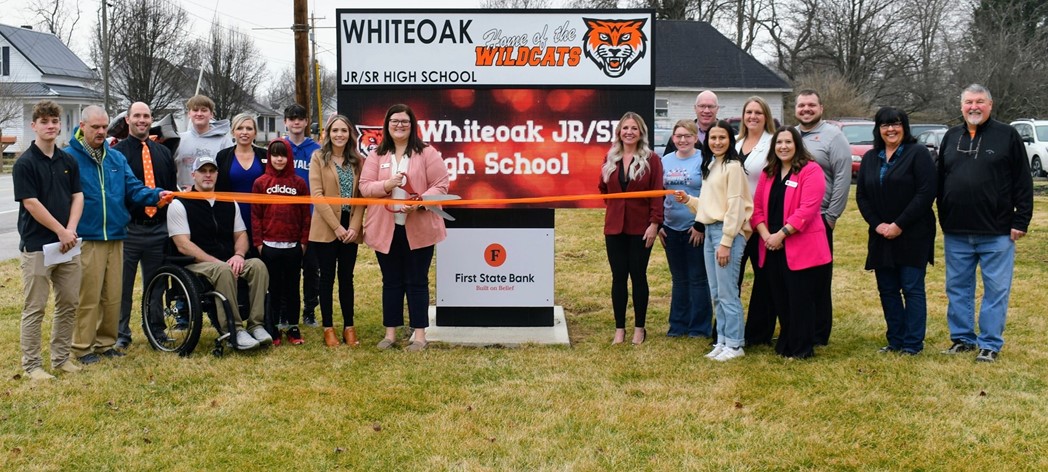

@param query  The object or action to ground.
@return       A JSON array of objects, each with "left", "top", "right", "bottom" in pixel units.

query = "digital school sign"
[
  {"left": 337, "top": 9, "right": 655, "bottom": 325},
  {"left": 336, "top": 9, "right": 656, "bottom": 210}
]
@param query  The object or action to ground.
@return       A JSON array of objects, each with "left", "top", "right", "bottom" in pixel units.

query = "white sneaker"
[
  {"left": 714, "top": 346, "right": 745, "bottom": 362},
  {"left": 234, "top": 330, "right": 260, "bottom": 350},
  {"left": 250, "top": 326, "right": 273, "bottom": 345},
  {"left": 705, "top": 344, "right": 724, "bottom": 359}
]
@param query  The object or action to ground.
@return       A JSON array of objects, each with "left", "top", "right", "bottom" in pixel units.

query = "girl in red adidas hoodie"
[{"left": 252, "top": 138, "right": 311, "bottom": 345}]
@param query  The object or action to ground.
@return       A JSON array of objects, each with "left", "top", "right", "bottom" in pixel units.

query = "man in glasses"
[
  {"left": 936, "top": 84, "right": 1033, "bottom": 363},
  {"left": 795, "top": 89, "right": 851, "bottom": 347},
  {"left": 663, "top": 90, "right": 719, "bottom": 156}
]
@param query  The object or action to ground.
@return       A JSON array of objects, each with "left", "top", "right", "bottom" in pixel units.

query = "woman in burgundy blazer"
[
  {"left": 359, "top": 104, "right": 449, "bottom": 352},
  {"left": 598, "top": 111, "right": 664, "bottom": 345},
  {"left": 751, "top": 126, "right": 830, "bottom": 359}
]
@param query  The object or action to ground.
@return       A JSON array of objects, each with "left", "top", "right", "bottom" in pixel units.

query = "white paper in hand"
[{"left": 43, "top": 238, "right": 82, "bottom": 267}]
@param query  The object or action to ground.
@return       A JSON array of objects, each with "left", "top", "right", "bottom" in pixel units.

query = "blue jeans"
[
  {"left": 943, "top": 233, "right": 1015, "bottom": 352},
  {"left": 875, "top": 265, "right": 927, "bottom": 353},
  {"left": 704, "top": 223, "right": 746, "bottom": 348},
  {"left": 662, "top": 228, "right": 713, "bottom": 337}
]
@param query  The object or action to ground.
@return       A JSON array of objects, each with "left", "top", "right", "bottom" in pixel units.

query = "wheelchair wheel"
[{"left": 141, "top": 265, "right": 204, "bottom": 356}]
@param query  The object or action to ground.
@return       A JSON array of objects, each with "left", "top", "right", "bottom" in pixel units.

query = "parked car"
[
  {"left": 910, "top": 123, "right": 947, "bottom": 138},
  {"left": 1010, "top": 119, "right": 1048, "bottom": 177},
  {"left": 917, "top": 129, "right": 948, "bottom": 163},
  {"left": 652, "top": 126, "right": 671, "bottom": 157},
  {"left": 830, "top": 119, "right": 875, "bottom": 179}
]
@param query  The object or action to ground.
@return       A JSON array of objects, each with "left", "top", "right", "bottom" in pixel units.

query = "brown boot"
[
  {"left": 343, "top": 327, "right": 360, "bottom": 347},
  {"left": 323, "top": 328, "right": 340, "bottom": 347}
]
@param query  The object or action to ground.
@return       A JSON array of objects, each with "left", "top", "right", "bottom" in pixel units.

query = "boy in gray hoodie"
[{"left": 174, "top": 95, "right": 231, "bottom": 189}]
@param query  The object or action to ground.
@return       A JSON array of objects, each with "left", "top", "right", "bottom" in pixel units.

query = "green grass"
[{"left": 1, "top": 185, "right": 1046, "bottom": 470}]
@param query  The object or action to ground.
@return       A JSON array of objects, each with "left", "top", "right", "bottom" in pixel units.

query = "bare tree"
[
  {"left": 565, "top": 0, "right": 620, "bottom": 7},
  {"left": 761, "top": 0, "right": 818, "bottom": 82},
  {"left": 197, "top": 21, "right": 268, "bottom": 121},
  {"left": 0, "top": 82, "right": 21, "bottom": 152},
  {"left": 92, "top": 0, "right": 195, "bottom": 113},
  {"left": 30, "top": 0, "right": 81, "bottom": 47},
  {"left": 952, "top": 0, "right": 1048, "bottom": 120},
  {"left": 265, "top": 65, "right": 337, "bottom": 125}
]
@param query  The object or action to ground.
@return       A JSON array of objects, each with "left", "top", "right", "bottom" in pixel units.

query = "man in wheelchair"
[{"left": 165, "top": 156, "right": 271, "bottom": 350}]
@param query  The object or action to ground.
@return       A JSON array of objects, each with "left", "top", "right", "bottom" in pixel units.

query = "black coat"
[
  {"left": 856, "top": 143, "right": 937, "bottom": 270},
  {"left": 214, "top": 145, "right": 267, "bottom": 193}
]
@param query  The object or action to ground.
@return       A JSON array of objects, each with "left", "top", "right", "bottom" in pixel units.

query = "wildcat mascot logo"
[
  {"left": 356, "top": 125, "right": 383, "bottom": 157},
  {"left": 582, "top": 18, "right": 648, "bottom": 78}
]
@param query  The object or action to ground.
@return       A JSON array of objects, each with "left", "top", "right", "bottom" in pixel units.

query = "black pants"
[
  {"left": 765, "top": 249, "right": 822, "bottom": 358},
  {"left": 302, "top": 240, "right": 320, "bottom": 314},
  {"left": 813, "top": 216, "right": 835, "bottom": 345},
  {"left": 741, "top": 235, "right": 774, "bottom": 345},
  {"left": 260, "top": 244, "right": 302, "bottom": 327},
  {"left": 605, "top": 233, "right": 653, "bottom": 329},
  {"left": 375, "top": 225, "right": 434, "bottom": 329}
]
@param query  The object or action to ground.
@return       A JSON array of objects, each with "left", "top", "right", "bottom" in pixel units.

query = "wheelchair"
[{"left": 140, "top": 247, "right": 271, "bottom": 357}]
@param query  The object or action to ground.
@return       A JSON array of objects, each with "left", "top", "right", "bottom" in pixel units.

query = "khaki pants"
[
  {"left": 187, "top": 259, "right": 268, "bottom": 334},
  {"left": 20, "top": 251, "right": 81, "bottom": 372},
  {"left": 73, "top": 240, "right": 124, "bottom": 357}
]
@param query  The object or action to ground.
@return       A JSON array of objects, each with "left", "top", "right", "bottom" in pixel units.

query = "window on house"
[
  {"left": 655, "top": 98, "right": 668, "bottom": 118},
  {"left": 269, "top": 117, "right": 276, "bottom": 134},
  {"left": 1, "top": 46, "right": 10, "bottom": 76}
]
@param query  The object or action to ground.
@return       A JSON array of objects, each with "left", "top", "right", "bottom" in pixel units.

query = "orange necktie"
[{"left": 142, "top": 140, "right": 157, "bottom": 218}]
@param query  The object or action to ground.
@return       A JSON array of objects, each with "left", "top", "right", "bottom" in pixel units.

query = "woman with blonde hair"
[
  {"left": 215, "top": 113, "right": 266, "bottom": 257},
  {"left": 599, "top": 111, "right": 663, "bottom": 345},
  {"left": 735, "top": 96, "right": 778, "bottom": 346},
  {"left": 308, "top": 114, "right": 365, "bottom": 347}
]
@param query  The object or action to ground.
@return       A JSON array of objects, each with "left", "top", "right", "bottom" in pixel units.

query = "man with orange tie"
[{"left": 113, "top": 102, "right": 178, "bottom": 351}]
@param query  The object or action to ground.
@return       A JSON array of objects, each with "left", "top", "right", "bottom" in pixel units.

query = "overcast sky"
[{"left": 0, "top": 0, "right": 486, "bottom": 90}]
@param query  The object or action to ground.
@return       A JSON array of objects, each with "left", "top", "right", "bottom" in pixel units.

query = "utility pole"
[
  {"left": 101, "top": 1, "right": 110, "bottom": 114},
  {"left": 293, "top": 0, "right": 310, "bottom": 113},
  {"left": 311, "top": 11, "right": 323, "bottom": 139}
]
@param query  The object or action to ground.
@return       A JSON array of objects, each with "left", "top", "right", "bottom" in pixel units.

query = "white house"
[
  {"left": 654, "top": 20, "right": 792, "bottom": 140},
  {"left": 0, "top": 23, "right": 103, "bottom": 156}
]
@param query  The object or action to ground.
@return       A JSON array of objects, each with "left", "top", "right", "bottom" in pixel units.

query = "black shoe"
[
  {"left": 941, "top": 341, "right": 977, "bottom": 354},
  {"left": 78, "top": 353, "right": 102, "bottom": 365},
  {"left": 100, "top": 349, "right": 125, "bottom": 358},
  {"left": 302, "top": 314, "right": 319, "bottom": 328},
  {"left": 975, "top": 349, "right": 998, "bottom": 363},
  {"left": 115, "top": 339, "right": 131, "bottom": 350},
  {"left": 878, "top": 345, "right": 899, "bottom": 354}
]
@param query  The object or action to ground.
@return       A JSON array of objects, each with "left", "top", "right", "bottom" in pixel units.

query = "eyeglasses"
[
  {"left": 695, "top": 105, "right": 719, "bottom": 111},
  {"left": 879, "top": 122, "right": 903, "bottom": 130},
  {"left": 389, "top": 119, "right": 411, "bottom": 127},
  {"left": 955, "top": 135, "right": 981, "bottom": 157},
  {"left": 673, "top": 134, "right": 695, "bottom": 139}
]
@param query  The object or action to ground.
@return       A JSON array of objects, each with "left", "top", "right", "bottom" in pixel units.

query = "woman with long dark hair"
[
  {"left": 674, "top": 120, "right": 752, "bottom": 361},
  {"left": 360, "top": 104, "right": 450, "bottom": 352},
  {"left": 599, "top": 111, "right": 663, "bottom": 345},
  {"left": 856, "top": 107, "right": 936, "bottom": 355},
  {"left": 308, "top": 115, "right": 365, "bottom": 347},
  {"left": 751, "top": 126, "right": 830, "bottom": 359}
]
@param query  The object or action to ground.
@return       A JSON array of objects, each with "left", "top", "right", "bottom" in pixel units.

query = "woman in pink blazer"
[
  {"left": 751, "top": 126, "right": 831, "bottom": 359},
  {"left": 359, "top": 104, "right": 450, "bottom": 352}
]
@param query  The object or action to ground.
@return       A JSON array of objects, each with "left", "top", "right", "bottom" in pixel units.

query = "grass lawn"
[{"left": 1, "top": 185, "right": 1046, "bottom": 470}]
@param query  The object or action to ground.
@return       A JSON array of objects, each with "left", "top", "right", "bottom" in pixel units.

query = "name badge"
[
  {"left": 380, "top": 163, "right": 391, "bottom": 169},
  {"left": 785, "top": 180, "right": 798, "bottom": 188}
]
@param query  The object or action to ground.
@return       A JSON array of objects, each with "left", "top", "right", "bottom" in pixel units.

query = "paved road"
[{"left": 0, "top": 173, "right": 20, "bottom": 261}]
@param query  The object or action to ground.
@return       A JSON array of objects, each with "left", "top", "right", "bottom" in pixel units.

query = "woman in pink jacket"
[
  {"left": 359, "top": 104, "right": 450, "bottom": 352},
  {"left": 751, "top": 126, "right": 831, "bottom": 359}
]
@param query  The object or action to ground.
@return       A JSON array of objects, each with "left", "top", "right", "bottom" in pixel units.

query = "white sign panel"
[
  {"left": 436, "top": 228, "right": 554, "bottom": 307},
  {"left": 338, "top": 10, "right": 654, "bottom": 87}
]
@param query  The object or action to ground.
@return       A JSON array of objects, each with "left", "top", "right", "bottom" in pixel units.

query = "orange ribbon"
[{"left": 170, "top": 190, "right": 674, "bottom": 207}]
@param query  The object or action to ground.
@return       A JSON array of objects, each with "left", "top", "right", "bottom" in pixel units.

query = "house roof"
[
  {"left": 655, "top": 20, "right": 790, "bottom": 91},
  {"left": 0, "top": 23, "right": 97, "bottom": 80},
  {"left": 4, "top": 82, "right": 103, "bottom": 100}
]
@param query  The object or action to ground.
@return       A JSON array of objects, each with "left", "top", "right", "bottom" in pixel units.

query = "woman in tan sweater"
[{"left": 675, "top": 120, "right": 753, "bottom": 361}]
